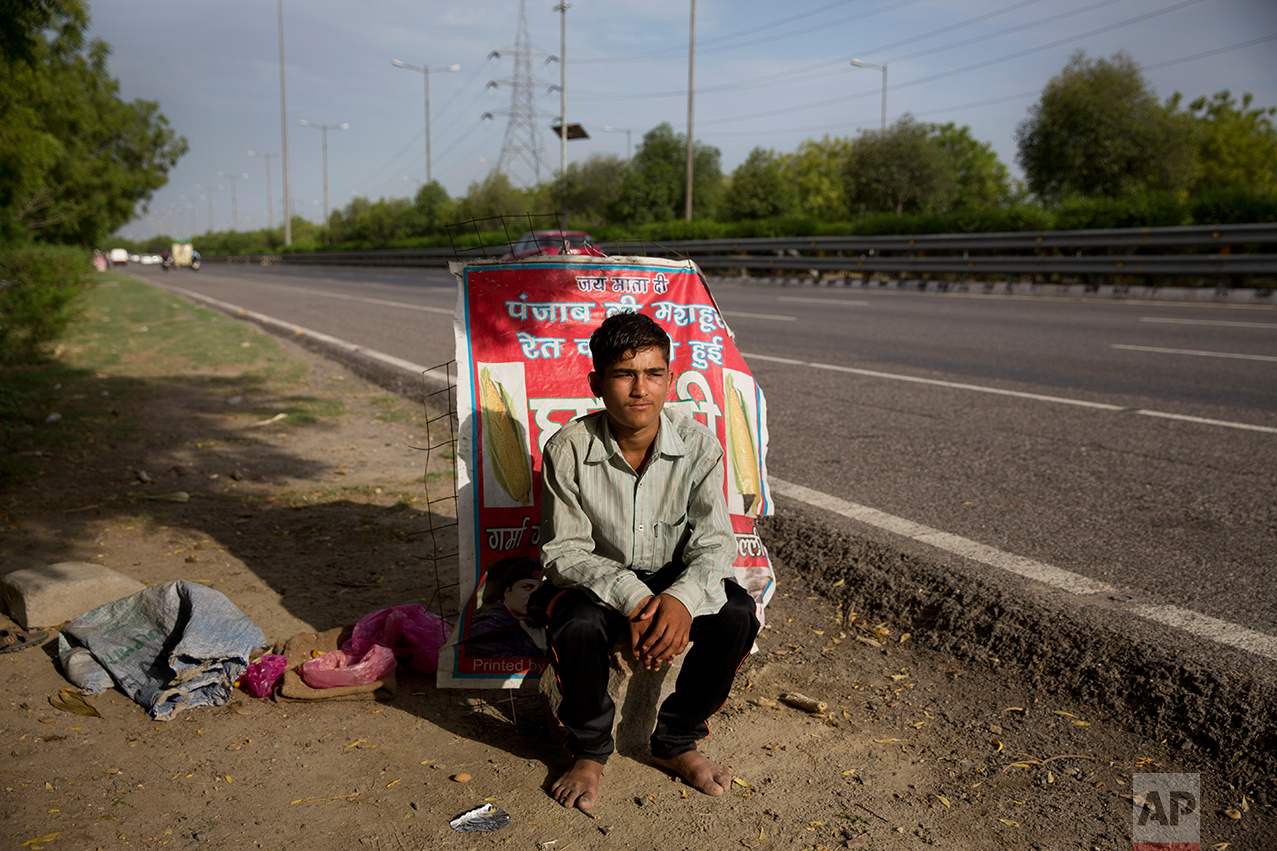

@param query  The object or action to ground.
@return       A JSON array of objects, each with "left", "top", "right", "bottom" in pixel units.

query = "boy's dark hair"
[{"left": 589, "top": 312, "right": 671, "bottom": 374}]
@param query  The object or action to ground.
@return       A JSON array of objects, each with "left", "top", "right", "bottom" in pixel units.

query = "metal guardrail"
[
  {"left": 596, "top": 222, "right": 1277, "bottom": 255},
  {"left": 693, "top": 254, "right": 1277, "bottom": 276},
  {"left": 221, "top": 248, "right": 455, "bottom": 267},
  {"left": 210, "top": 222, "right": 1277, "bottom": 279}
]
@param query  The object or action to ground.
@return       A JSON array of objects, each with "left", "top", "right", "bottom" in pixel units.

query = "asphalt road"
[{"left": 130, "top": 262, "right": 1277, "bottom": 640}]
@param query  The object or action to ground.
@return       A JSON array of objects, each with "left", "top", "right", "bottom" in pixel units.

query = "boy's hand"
[{"left": 628, "top": 594, "right": 691, "bottom": 671}]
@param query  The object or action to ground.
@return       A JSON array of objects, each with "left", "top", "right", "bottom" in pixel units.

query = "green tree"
[
  {"left": 846, "top": 115, "right": 956, "bottom": 216},
  {"left": 455, "top": 171, "right": 532, "bottom": 223},
  {"left": 557, "top": 153, "right": 628, "bottom": 227},
  {"left": 929, "top": 122, "right": 1014, "bottom": 209},
  {"left": 0, "top": 0, "right": 187, "bottom": 246},
  {"left": 1186, "top": 90, "right": 1277, "bottom": 194},
  {"left": 610, "top": 123, "right": 722, "bottom": 224},
  {"left": 1015, "top": 50, "right": 1195, "bottom": 201},
  {"left": 413, "top": 181, "right": 454, "bottom": 235},
  {"left": 787, "top": 136, "right": 852, "bottom": 221},
  {"left": 328, "top": 197, "right": 418, "bottom": 245},
  {"left": 722, "top": 147, "right": 798, "bottom": 221}
]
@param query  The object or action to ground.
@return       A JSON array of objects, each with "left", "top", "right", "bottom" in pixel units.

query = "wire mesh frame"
[
  {"left": 408, "top": 361, "right": 462, "bottom": 630},
  {"left": 412, "top": 359, "right": 542, "bottom": 718},
  {"left": 443, "top": 213, "right": 568, "bottom": 261}
]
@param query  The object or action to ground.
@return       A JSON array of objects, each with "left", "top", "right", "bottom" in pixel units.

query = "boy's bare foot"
[
  {"left": 652, "top": 749, "right": 730, "bottom": 796},
  {"left": 551, "top": 758, "right": 605, "bottom": 812}
]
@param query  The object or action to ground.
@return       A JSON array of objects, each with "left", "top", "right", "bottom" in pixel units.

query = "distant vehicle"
[
  {"left": 171, "top": 242, "right": 198, "bottom": 271},
  {"left": 140, "top": 254, "right": 159, "bottom": 265},
  {"left": 109, "top": 248, "right": 129, "bottom": 266},
  {"left": 501, "top": 230, "right": 603, "bottom": 261}
]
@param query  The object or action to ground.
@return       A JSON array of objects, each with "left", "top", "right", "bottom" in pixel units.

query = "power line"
[
  {"left": 572, "top": 0, "right": 869, "bottom": 65},
  {"left": 699, "top": 30, "right": 1276, "bottom": 141},
  {"left": 431, "top": 118, "right": 494, "bottom": 172},
  {"left": 568, "top": 0, "right": 1117, "bottom": 102},
  {"left": 882, "top": 0, "right": 1130, "bottom": 63},
  {"left": 698, "top": 0, "right": 1209, "bottom": 126},
  {"left": 350, "top": 130, "right": 425, "bottom": 196},
  {"left": 584, "top": 0, "right": 930, "bottom": 68},
  {"left": 432, "top": 82, "right": 503, "bottom": 149},
  {"left": 432, "top": 56, "right": 495, "bottom": 125},
  {"left": 347, "top": 56, "right": 497, "bottom": 200},
  {"left": 1143, "top": 31, "right": 1277, "bottom": 70}
]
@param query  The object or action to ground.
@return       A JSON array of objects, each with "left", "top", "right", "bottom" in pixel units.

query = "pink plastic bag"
[
  {"left": 241, "top": 653, "right": 288, "bottom": 698},
  {"left": 300, "top": 644, "right": 397, "bottom": 689},
  {"left": 341, "top": 604, "right": 450, "bottom": 674}
]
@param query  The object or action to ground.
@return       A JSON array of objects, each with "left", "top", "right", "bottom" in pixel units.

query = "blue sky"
[{"left": 92, "top": 0, "right": 1277, "bottom": 241}]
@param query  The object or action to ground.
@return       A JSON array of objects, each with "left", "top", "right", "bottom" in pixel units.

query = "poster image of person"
[{"left": 458, "top": 557, "right": 550, "bottom": 661}]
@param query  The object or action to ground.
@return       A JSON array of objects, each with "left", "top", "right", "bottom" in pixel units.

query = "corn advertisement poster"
[{"left": 437, "top": 255, "right": 775, "bottom": 688}]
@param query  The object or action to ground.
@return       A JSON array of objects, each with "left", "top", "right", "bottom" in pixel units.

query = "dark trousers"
[{"left": 528, "top": 565, "right": 760, "bottom": 763}]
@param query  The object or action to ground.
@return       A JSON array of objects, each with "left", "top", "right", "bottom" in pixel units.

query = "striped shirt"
[{"left": 539, "top": 407, "right": 736, "bottom": 618}]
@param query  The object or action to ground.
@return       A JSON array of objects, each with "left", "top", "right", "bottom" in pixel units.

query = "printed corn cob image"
[
  {"left": 725, "top": 373, "right": 762, "bottom": 515},
  {"left": 479, "top": 367, "right": 532, "bottom": 504}
]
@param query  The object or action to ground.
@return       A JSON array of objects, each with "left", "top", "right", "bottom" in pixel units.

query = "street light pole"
[
  {"left": 196, "top": 184, "right": 223, "bottom": 233},
  {"left": 685, "top": 0, "right": 696, "bottom": 222},
  {"left": 601, "top": 126, "right": 631, "bottom": 161},
  {"left": 851, "top": 58, "right": 888, "bottom": 131},
  {"left": 247, "top": 150, "right": 281, "bottom": 230},
  {"left": 278, "top": 0, "right": 292, "bottom": 245},
  {"left": 298, "top": 120, "right": 348, "bottom": 242},
  {"left": 218, "top": 172, "right": 249, "bottom": 231},
  {"left": 554, "top": 3, "right": 570, "bottom": 196},
  {"left": 392, "top": 59, "right": 459, "bottom": 186}
]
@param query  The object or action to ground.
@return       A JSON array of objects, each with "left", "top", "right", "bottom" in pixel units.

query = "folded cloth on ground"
[
  {"left": 277, "top": 627, "right": 397, "bottom": 702},
  {"left": 57, "top": 580, "right": 266, "bottom": 720}
]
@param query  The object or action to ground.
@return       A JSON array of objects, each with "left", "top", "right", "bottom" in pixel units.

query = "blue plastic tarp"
[{"left": 57, "top": 580, "right": 266, "bottom": 720}]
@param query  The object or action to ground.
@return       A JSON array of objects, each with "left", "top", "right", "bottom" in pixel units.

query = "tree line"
[{"left": 169, "top": 49, "right": 1275, "bottom": 256}]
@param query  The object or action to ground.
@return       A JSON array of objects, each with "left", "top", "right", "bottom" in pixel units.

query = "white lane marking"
[
  {"left": 744, "top": 352, "right": 1277, "bottom": 434},
  {"left": 746, "top": 352, "right": 1125, "bottom": 410},
  {"left": 1133, "top": 604, "right": 1277, "bottom": 661},
  {"left": 161, "top": 284, "right": 449, "bottom": 387},
  {"left": 1140, "top": 317, "right": 1277, "bottom": 329},
  {"left": 1112, "top": 343, "right": 1277, "bottom": 363},
  {"left": 723, "top": 311, "right": 796, "bottom": 321},
  {"left": 771, "top": 477, "right": 1277, "bottom": 662},
  {"left": 1131, "top": 409, "right": 1277, "bottom": 433},
  {"left": 777, "top": 296, "right": 871, "bottom": 306},
  {"left": 221, "top": 279, "right": 454, "bottom": 315},
  {"left": 771, "top": 478, "right": 1112, "bottom": 596}
]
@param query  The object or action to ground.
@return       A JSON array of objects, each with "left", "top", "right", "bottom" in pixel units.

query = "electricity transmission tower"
[{"left": 483, "top": 0, "right": 554, "bottom": 185}]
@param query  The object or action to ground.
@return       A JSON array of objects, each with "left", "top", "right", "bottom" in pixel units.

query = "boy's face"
[{"left": 588, "top": 346, "right": 671, "bottom": 436}]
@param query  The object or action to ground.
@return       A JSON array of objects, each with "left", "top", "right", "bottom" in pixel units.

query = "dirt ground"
[{"left": 1, "top": 280, "right": 1274, "bottom": 850}]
